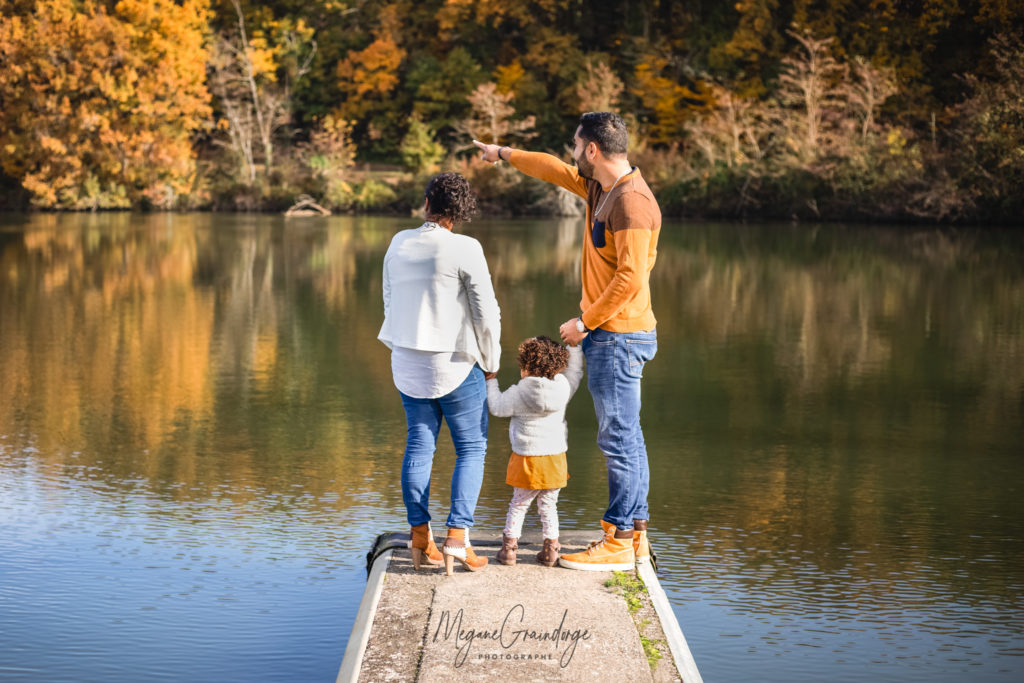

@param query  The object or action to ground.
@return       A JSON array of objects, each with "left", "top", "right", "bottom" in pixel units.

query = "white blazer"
[{"left": 378, "top": 223, "right": 501, "bottom": 373}]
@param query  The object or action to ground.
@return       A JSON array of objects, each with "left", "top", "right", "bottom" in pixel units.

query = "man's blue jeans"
[
  {"left": 581, "top": 327, "right": 658, "bottom": 531},
  {"left": 398, "top": 366, "right": 488, "bottom": 529}
]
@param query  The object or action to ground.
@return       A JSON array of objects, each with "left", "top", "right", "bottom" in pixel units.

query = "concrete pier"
[{"left": 338, "top": 530, "right": 702, "bottom": 682}]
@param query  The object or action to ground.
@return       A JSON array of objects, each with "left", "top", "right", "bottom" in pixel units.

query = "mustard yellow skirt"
[{"left": 506, "top": 452, "right": 569, "bottom": 489}]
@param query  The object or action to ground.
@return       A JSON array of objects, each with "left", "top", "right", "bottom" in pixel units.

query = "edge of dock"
[{"left": 338, "top": 531, "right": 702, "bottom": 682}]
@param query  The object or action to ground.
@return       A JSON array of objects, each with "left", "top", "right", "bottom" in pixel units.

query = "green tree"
[
  {"left": 400, "top": 116, "right": 444, "bottom": 175},
  {"left": 952, "top": 32, "right": 1024, "bottom": 219},
  {"left": 300, "top": 114, "right": 355, "bottom": 207},
  {"left": 406, "top": 47, "right": 484, "bottom": 134},
  {"left": 709, "top": 0, "right": 784, "bottom": 97}
]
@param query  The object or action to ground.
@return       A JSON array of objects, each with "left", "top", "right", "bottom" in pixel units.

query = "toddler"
[{"left": 486, "top": 336, "right": 583, "bottom": 566}]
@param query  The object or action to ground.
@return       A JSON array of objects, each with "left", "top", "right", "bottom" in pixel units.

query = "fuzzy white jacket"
[{"left": 486, "top": 346, "right": 584, "bottom": 456}]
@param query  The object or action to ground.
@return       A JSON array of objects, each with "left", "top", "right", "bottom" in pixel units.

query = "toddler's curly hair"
[{"left": 517, "top": 335, "right": 570, "bottom": 379}]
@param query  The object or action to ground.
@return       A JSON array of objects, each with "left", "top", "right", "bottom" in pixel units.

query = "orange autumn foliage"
[
  {"left": 335, "top": 4, "right": 405, "bottom": 123},
  {"left": 633, "top": 53, "right": 705, "bottom": 145},
  {"left": 0, "top": 0, "right": 211, "bottom": 209},
  {"left": 437, "top": 0, "right": 569, "bottom": 37}
]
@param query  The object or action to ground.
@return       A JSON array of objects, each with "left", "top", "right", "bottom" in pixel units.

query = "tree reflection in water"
[{"left": 1, "top": 213, "right": 1022, "bottom": 681}]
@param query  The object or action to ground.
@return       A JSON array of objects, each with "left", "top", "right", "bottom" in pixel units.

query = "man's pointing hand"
[{"left": 472, "top": 139, "right": 503, "bottom": 164}]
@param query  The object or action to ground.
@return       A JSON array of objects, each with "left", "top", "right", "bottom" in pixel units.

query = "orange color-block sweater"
[{"left": 508, "top": 150, "right": 661, "bottom": 333}]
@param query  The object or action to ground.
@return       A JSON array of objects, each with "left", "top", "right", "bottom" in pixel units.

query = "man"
[{"left": 473, "top": 112, "right": 660, "bottom": 571}]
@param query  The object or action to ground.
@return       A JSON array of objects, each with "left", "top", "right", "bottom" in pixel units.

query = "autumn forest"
[{"left": 1, "top": 0, "right": 1022, "bottom": 222}]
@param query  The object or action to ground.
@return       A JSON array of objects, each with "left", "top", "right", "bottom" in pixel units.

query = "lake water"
[{"left": 1, "top": 212, "right": 1022, "bottom": 682}]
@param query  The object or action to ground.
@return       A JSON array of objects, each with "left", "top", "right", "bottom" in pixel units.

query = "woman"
[{"left": 377, "top": 172, "right": 501, "bottom": 575}]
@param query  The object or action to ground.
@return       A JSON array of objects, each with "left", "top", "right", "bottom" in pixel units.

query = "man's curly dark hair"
[
  {"left": 425, "top": 172, "right": 478, "bottom": 224},
  {"left": 517, "top": 335, "right": 570, "bottom": 380}
]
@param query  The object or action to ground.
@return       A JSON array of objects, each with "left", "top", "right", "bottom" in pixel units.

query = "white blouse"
[{"left": 390, "top": 347, "right": 476, "bottom": 399}]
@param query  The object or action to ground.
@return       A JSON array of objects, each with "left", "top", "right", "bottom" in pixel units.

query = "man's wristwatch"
[{"left": 575, "top": 318, "right": 588, "bottom": 334}]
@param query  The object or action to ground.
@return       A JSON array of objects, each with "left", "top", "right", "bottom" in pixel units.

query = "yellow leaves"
[
  {"left": 3, "top": 14, "right": 24, "bottom": 42},
  {"left": 633, "top": 55, "right": 704, "bottom": 145},
  {"left": 495, "top": 61, "right": 525, "bottom": 95},
  {"left": 337, "top": 35, "right": 404, "bottom": 103},
  {"left": 0, "top": 0, "right": 211, "bottom": 209},
  {"left": 438, "top": 0, "right": 477, "bottom": 34},
  {"left": 319, "top": 114, "right": 351, "bottom": 138},
  {"left": 887, "top": 128, "right": 907, "bottom": 155},
  {"left": 976, "top": 0, "right": 1024, "bottom": 27},
  {"left": 247, "top": 43, "right": 278, "bottom": 80},
  {"left": 334, "top": 3, "right": 405, "bottom": 122},
  {"left": 235, "top": 12, "right": 315, "bottom": 92},
  {"left": 20, "top": 176, "right": 55, "bottom": 207},
  {"left": 376, "top": 3, "right": 403, "bottom": 38},
  {"left": 438, "top": 0, "right": 567, "bottom": 35},
  {"left": 39, "top": 135, "right": 67, "bottom": 155}
]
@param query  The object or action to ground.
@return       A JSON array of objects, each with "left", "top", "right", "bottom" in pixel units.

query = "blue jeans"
[
  {"left": 399, "top": 366, "right": 488, "bottom": 529},
  {"left": 581, "top": 327, "right": 657, "bottom": 531}
]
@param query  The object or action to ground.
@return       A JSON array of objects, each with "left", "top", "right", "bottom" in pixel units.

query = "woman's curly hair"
[
  {"left": 425, "top": 172, "right": 478, "bottom": 224},
  {"left": 517, "top": 335, "right": 570, "bottom": 379}
]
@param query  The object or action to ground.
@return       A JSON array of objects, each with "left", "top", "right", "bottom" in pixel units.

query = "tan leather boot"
[
  {"left": 409, "top": 523, "right": 442, "bottom": 570},
  {"left": 536, "top": 538, "right": 560, "bottom": 567},
  {"left": 633, "top": 519, "right": 651, "bottom": 565},
  {"left": 442, "top": 528, "right": 488, "bottom": 575},
  {"left": 496, "top": 535, "right": 518, "bottom": 566}
]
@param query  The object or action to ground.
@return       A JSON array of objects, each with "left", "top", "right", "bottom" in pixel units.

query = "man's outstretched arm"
[{"left": 473, "top": 140, "right": 588, "bottom": 199}]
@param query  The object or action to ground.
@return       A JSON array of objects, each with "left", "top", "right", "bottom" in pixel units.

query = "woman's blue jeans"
[
  {"left": 581, "top": 327, "right": 658, "bottom": 531},
  {"left": 398, "top": 366, "right": 488, "bottom": 529}
]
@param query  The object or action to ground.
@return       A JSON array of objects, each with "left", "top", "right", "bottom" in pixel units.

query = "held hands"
[
  {"left": 484, "top": 371, "right": 498, "bottom": 380},
  {"left": 472, "top": 140, "right": 503, "bottom": 164},
  {"left": 560, "top": 318, "right": 587, "bottom": 347}
]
